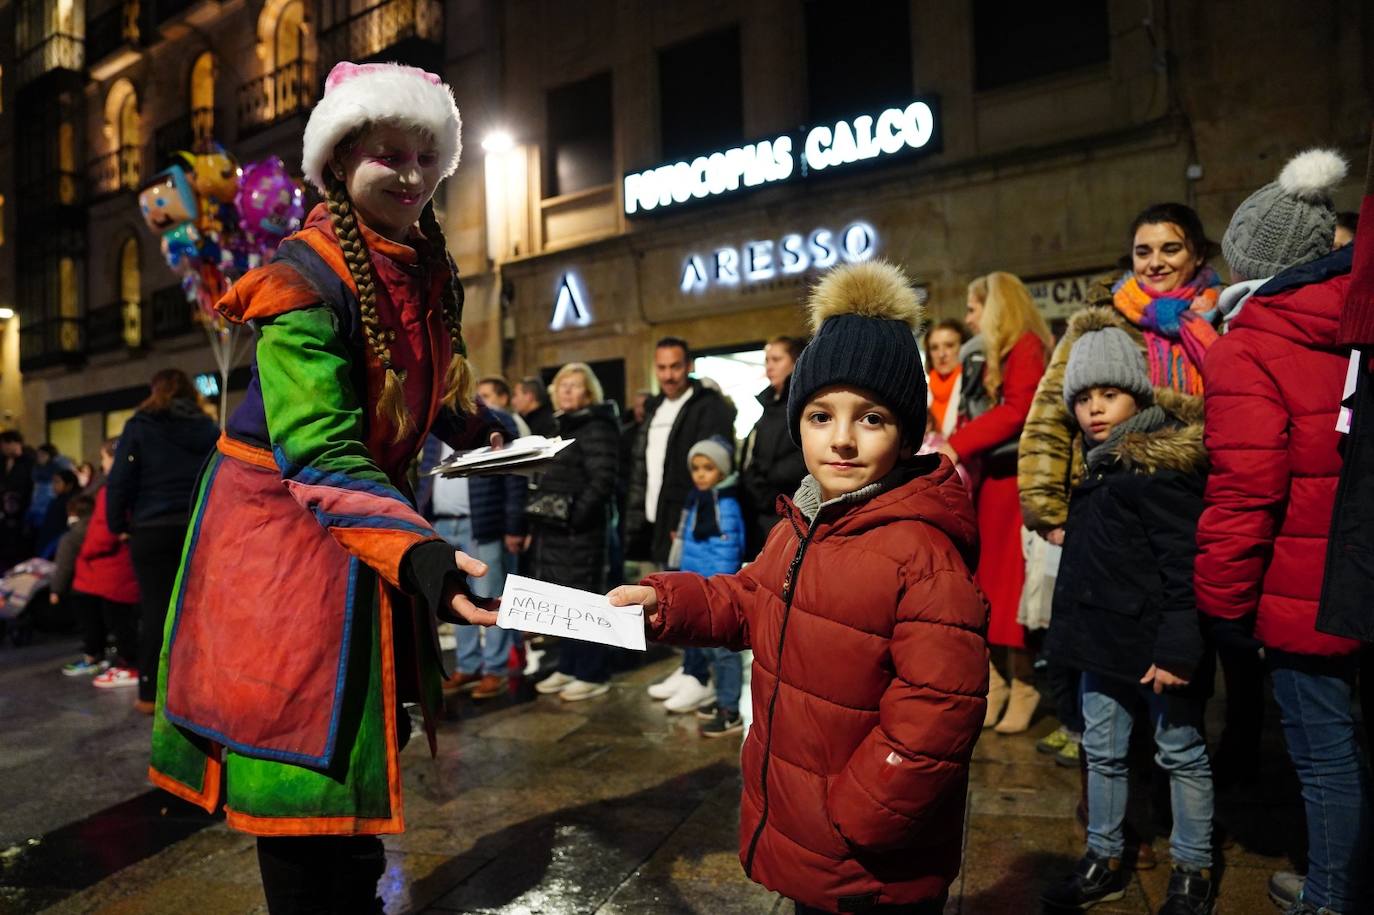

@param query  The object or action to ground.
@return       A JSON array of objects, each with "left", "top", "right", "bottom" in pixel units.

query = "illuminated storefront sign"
[
  {"left": 550, "top": 273, "right": 591, "bottom": 330},
  {"left": 681, "top": 221, "right": 879, "bottom": 293},
  {"left": 624, "top": 98, "right": 939, "bottom": 216}
]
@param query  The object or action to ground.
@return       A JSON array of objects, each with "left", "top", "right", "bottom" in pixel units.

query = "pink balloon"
[{"left": 235, "top": 157, "right": 305, "bottom": 260}]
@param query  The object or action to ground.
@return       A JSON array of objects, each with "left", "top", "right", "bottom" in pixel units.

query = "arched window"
[
  {"left": 119, "top": 236, "right": 141, "bottom": 348},
  {"left": 190, "top": 52, "right": 215, "bottom": 146},
  {"left": 102, "top": 79, "right": 142, "bottom": 192},
  {"left": 274, "top": 0, "right": 305, "bottom": 69}
]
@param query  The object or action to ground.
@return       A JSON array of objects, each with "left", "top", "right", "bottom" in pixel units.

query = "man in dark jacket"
[
  {"left": 740, "top": 336, "right": 806, "bottom": 554},
  {"left": 0, "top": 431, "right": 36, "bottom": 569},
  {"left": 418, "top": 407, "right": 526, "bottom": 699},
  {"left": 512, "top": 377, "right": 557, "bottom": 437},
  {"left": 627, "top": 338, "right": 736, "bottom": 566}
]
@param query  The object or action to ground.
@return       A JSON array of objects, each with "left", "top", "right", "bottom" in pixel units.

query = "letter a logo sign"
[{"left": 551, "top": 273, "right": 591, "bottom": 330}]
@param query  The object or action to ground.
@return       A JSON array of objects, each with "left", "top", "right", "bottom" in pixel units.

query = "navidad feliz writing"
[{"left": 504, "top": 593, "right": 613, "bottom": 631}]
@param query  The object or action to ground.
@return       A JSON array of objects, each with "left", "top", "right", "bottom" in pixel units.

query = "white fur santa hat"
[{"left": 301, "top": 61, "right": 462, "bottom": 194}]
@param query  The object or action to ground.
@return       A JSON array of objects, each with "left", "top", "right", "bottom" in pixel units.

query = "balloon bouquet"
[{"left": 137, "top": 146, "right": 304, "bottom": 425}]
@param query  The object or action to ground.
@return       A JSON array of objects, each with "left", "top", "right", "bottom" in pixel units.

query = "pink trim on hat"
[{"left": 325, "top": 61, "right": 441, "bottom": 92}]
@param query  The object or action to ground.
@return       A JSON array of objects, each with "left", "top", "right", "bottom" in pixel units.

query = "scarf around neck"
[
  {"left": 1112, "top": 267, "right": 1223, "bottom": 393},
  {"left": 928, "top": 367, "right": 960, "bottom": 434},
  {"left": 1084, "top": 404, "right": 1168, "bottom": 471},
  {"left": 684, "top": 474, "right": 738, "bottom": 540}
]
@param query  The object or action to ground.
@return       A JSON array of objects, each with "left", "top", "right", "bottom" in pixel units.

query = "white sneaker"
[
  {"left": 559, "top": 679, "right": 610, "bottom": 702},
  {"left": 647, "top": 666, "right": 690, "bottom": 700},
  {"left": 523, "top": 648, "right": 545, "bottom": 677},
  {"left": 664, "top": 678, "right": 715, "bottom": 714},
  {"left": 535, "top": 671, "right": 576, "bottom": 694}
]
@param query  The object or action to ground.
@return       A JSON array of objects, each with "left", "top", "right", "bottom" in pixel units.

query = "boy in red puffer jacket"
[
  {"left": 1197, "top": 148, "right": 1370, "bottom": 915},
  {"left": 610, "top": 260, "right": 987, "bottom": 915}
]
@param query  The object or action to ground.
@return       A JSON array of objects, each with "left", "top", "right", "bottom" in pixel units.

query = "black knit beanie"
[{"left": 787, "top": 260, "right": 927, "bottom": 445}]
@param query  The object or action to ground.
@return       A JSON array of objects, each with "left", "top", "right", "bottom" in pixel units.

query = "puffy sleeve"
[
  {"left": 255, "top": 307, "right": 459, "bottom": 610},
  {"left": 948, "top": 334, "right": 1046, "bottom": 461},
  {"left": 1018, "top": 334, "right": 1076, "bottom": 531}
]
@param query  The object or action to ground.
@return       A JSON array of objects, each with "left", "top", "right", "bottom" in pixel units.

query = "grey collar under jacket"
[
  {"left": 792, "top": 466, "right": 908, "bottom": 523},
  {"left": 1084, "top": 404, "right": 1168, "bottom": 472}
]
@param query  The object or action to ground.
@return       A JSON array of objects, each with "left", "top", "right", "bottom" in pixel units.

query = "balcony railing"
[
  {"left": 153, "top": 107, "right": 219, "bottom": 164},
  {"left": 19, "top": 318, "right": 85, "bottom": 370},
  {"left": 86, "top": 0, "right": 148, "bottom": 66},
  {"left": 319, "top": 0, "right": 442, "bottom": 65},
  {"left": 89, "top": 145, "right": 144, "bottom": 198},
  {"left": 17, "top": 33, "right": 85, "bottom": 85},
  {"left": 18, "top": 171, "right": 84, "bottom": 213},
  {"left": 151, "top": 284, "right": 195, "bottom": 339},
  {"left": 87, "top": 302, "right": 127, "bottom": 353},
  {"left": 237, "top": 60, "right": 317, "bottom": 135}
]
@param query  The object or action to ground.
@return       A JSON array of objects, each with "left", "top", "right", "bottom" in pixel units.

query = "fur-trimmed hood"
[
  {"left": 1064, "top": 304, "right": 1143, "bottom": 342},
  {"left": 1106, "top": 387, "right": 1206, "bottom": 476}
]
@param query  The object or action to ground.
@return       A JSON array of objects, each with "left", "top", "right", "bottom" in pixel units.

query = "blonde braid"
[
  {"left": 419, "top": 202, "right": 475, "bottom": 416},
  {"left": 324, "top": 171, "right": 415, "bottom": 442}
]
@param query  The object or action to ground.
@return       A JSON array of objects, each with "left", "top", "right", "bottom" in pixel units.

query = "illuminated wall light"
[
  {"left": 550, "top": 273, "right": 591, "bottom": 330},
  {"left": 482, "top": 130, "right": 515, "bottom": 154},
  {"left": 0, "top": 307, "right": 14, "bottom": 321}
]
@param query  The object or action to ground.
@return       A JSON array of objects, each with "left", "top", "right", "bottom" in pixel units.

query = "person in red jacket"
[
  {"left": 939, "top": 272, "right": 1051, "bottom": 734},
  {"left": 76, "top": 438, "right": 142, "bottom": 688},
  {"left": 611, "top": 260, "right": 987, "bottom": 915},
  {"left": 1196, "top": 148, "right": 1370, "bottom": 915}
]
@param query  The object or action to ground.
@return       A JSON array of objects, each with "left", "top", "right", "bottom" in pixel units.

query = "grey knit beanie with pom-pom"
[
  {"left": 787, "top": 260, "right": 927, "bottom": 445},
  {"left": 1222, "top": 148, "right": 1348, "bottom": 281}
]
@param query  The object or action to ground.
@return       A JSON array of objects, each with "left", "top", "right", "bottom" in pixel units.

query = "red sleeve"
[
  {"left": 948, "top": 334, "right": 1046, "bottom": 460},
  {"left": 826, "top": 560, "right": 987, "bottom": 852},
  {"left": 1193, "top": 333, "right": 1288, "bottom": 620},
  {"left": 1338, "top": 192, "right": 1374, "bottom": 345},
  {"left": 643, "top": 567, "right": 757, "bottom": 652}
]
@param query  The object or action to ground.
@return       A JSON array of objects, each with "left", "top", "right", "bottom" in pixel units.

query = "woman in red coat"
[
  {"left": 76, "top": 437, "right": 141, "bottom": 688},
  {"left": 942, "top": 272, "right": 1050, "bottom": 733}
]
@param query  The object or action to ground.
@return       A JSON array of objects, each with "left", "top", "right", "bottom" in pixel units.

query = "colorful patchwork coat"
[{"left": 149, "top": 205, "right": 496, "bottom": 835}]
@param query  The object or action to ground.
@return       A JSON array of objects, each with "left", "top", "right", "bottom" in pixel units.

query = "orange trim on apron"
[
  {"left": 147, "top": 751, "right": 223, "bottom": 816},
  {"left": 217, "top": 433, "right": 278, "bottom": 471}
]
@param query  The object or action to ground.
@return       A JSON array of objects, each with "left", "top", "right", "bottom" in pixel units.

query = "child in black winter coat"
[{"left": 1040, "top": 327, "right": 1215, "bottom": 915}]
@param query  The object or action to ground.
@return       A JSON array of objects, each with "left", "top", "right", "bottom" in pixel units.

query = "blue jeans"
[
  {"left": 708, "top": 648, "right": 742, "bottom": 712},
  {"left": 434, "top": 517, "right": 516, "bottom": 677},
  {"left": 1080, "top": 672, "right": 1213, "bottom": 869},
  {"left": 683, "top": 647, "right": 711, "bottom": 685},
  {"left": 1268, "top": 652, "right": 1371, "bottom": 912}
]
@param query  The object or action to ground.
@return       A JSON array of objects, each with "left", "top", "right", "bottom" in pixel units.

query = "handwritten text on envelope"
[{"left": 497, "top": 574, "right": 646, "bottom": 651}]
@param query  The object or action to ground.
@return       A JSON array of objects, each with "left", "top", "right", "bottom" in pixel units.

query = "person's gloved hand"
[
  {"left": 438, "top": 550, "right": 500, "bottom": 626},
  {"left": 1206, "top": 614, "right": 1263, "bottom": 659}
]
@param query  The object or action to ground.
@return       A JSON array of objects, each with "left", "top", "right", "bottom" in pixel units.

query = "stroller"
[{"left": 0, "top": 558, "right": 55, "bottom": 646}]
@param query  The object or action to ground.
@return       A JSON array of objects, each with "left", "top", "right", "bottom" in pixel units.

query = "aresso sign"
[
  {"left": 624, "top": 99, "right": 939, "bottom": 216},
  {"left": 681, "top": 221, "right": 878, "bottom": 294}
]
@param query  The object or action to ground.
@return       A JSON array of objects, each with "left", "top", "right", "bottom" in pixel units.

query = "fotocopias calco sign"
[{"left": 624, "top": 98, "right": 940, "bottom": 216}]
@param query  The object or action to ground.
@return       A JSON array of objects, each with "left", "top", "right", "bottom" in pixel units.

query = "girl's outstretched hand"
[
  {"left": 1139, "top": 664, "right": 1189, "bottom": 695},
  {"left": 608, "top": 585, "right": 658, "bottom": 626},
  {"left": 443, "top": 550, "right": 500, "bottom": 626}
]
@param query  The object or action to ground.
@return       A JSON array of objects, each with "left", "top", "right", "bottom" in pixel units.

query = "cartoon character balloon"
[
  {"left": 139, "top": 166, "right": 201, "bottom": 269},
  {"left": 182, "top": 145, "right": 241, "bottom": 204},
  {"left": 236, "top": 157, "right": 305, "bottom": 264}
]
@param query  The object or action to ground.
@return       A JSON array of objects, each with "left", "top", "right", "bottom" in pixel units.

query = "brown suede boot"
[
  {"left": 984, "top": 661, "right": 1009, "bottom": 728},
  {"left": 994, "top": 678, "right": 1040, "bottom": 734}
]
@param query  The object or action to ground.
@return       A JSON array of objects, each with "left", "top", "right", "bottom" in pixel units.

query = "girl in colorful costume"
[{"left": 147, "top": 62, "right": 502, "bottom": 912}]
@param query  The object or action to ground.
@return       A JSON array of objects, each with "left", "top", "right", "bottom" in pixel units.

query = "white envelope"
[{"left": 496, "top": 574, "right": 646, "bottom": 651}]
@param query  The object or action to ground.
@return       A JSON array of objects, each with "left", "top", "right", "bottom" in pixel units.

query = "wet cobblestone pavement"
[{"left": 2, "top": 637, "right": 1305, "bottom": 914}]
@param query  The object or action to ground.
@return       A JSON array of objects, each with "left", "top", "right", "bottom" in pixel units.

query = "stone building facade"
[{"left": 1, "top": 0, "right": 1371, "bottom": 456}]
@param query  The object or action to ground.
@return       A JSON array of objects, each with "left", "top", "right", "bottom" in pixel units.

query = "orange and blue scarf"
[{"left": 1111, "top": 267, "right": 1223, "bottom": 394}]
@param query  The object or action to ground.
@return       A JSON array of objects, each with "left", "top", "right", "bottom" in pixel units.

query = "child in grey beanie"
[{"left": 1222, "top": 148, "right": 1348, "bottom": 282}]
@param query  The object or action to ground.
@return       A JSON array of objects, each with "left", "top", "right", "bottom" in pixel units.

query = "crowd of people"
[{"left": 6, "top": 56, "right": 1371, "bottom": 915}]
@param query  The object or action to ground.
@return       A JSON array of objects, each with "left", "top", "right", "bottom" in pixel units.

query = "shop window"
[
  {"left": 104, "top": 407, "right": 135, "bottom": 439},
  {"left": 694, "top": 348, "right": 766, "bottom": 442},
  {"left": 544, "top": 71, "right": 614, "bottom": 199},
  {"left": 119, "top": 236, "right": 141, "bottom": 347},
  {"left": 47, "top": 416, "right": 83, "bottom": 462},
  {"left": 972, "top": 1, "right": 1109, "bottom": 91},
  {"left": 804, "top": 0, "right": 911, "bottom": 125},
  {"left": 658, "top": 26, "right": 743, "bottom": 162}
]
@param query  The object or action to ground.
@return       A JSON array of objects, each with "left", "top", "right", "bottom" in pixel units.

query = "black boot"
[
  {"left": 1156, "top": 865, "right": 1215, "bottom": 915},
  {"left": 1040, "top": 849, "right": 1127, "bottom": 909}
]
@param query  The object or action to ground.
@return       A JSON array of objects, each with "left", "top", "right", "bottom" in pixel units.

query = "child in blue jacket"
[{"left": 673, "top": 436, "right": 747, "bottom": 736}]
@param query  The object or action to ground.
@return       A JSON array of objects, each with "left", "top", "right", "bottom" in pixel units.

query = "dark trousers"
[
  {"left": 1214, "top": 643, "right": 1266, "bottom": 786},
  {"left": 75, "top": 591, "right": 138, "bottom": 664},
  {"left": 257, "top": 835, "right": 386, "bottom": 915},
  {"left": 793, "top": 893, "right": 947, "bottom": 915},
  {"left": 131, "top": 522, "right": 189, "bottom": 702},
  {"left": 557, "top": 639, "right": 609, "bottom": 683}
]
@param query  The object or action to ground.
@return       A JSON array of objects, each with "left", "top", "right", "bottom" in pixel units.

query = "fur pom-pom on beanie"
[
  {"left": 1222, "top": 148, "right": 1348, "bottom": 281},
  {"left": 787, "top": 260, "right": 928, "bottom": 444},
  {"left": 302, "top": 61, "right": 463, "bottom": 194}
]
